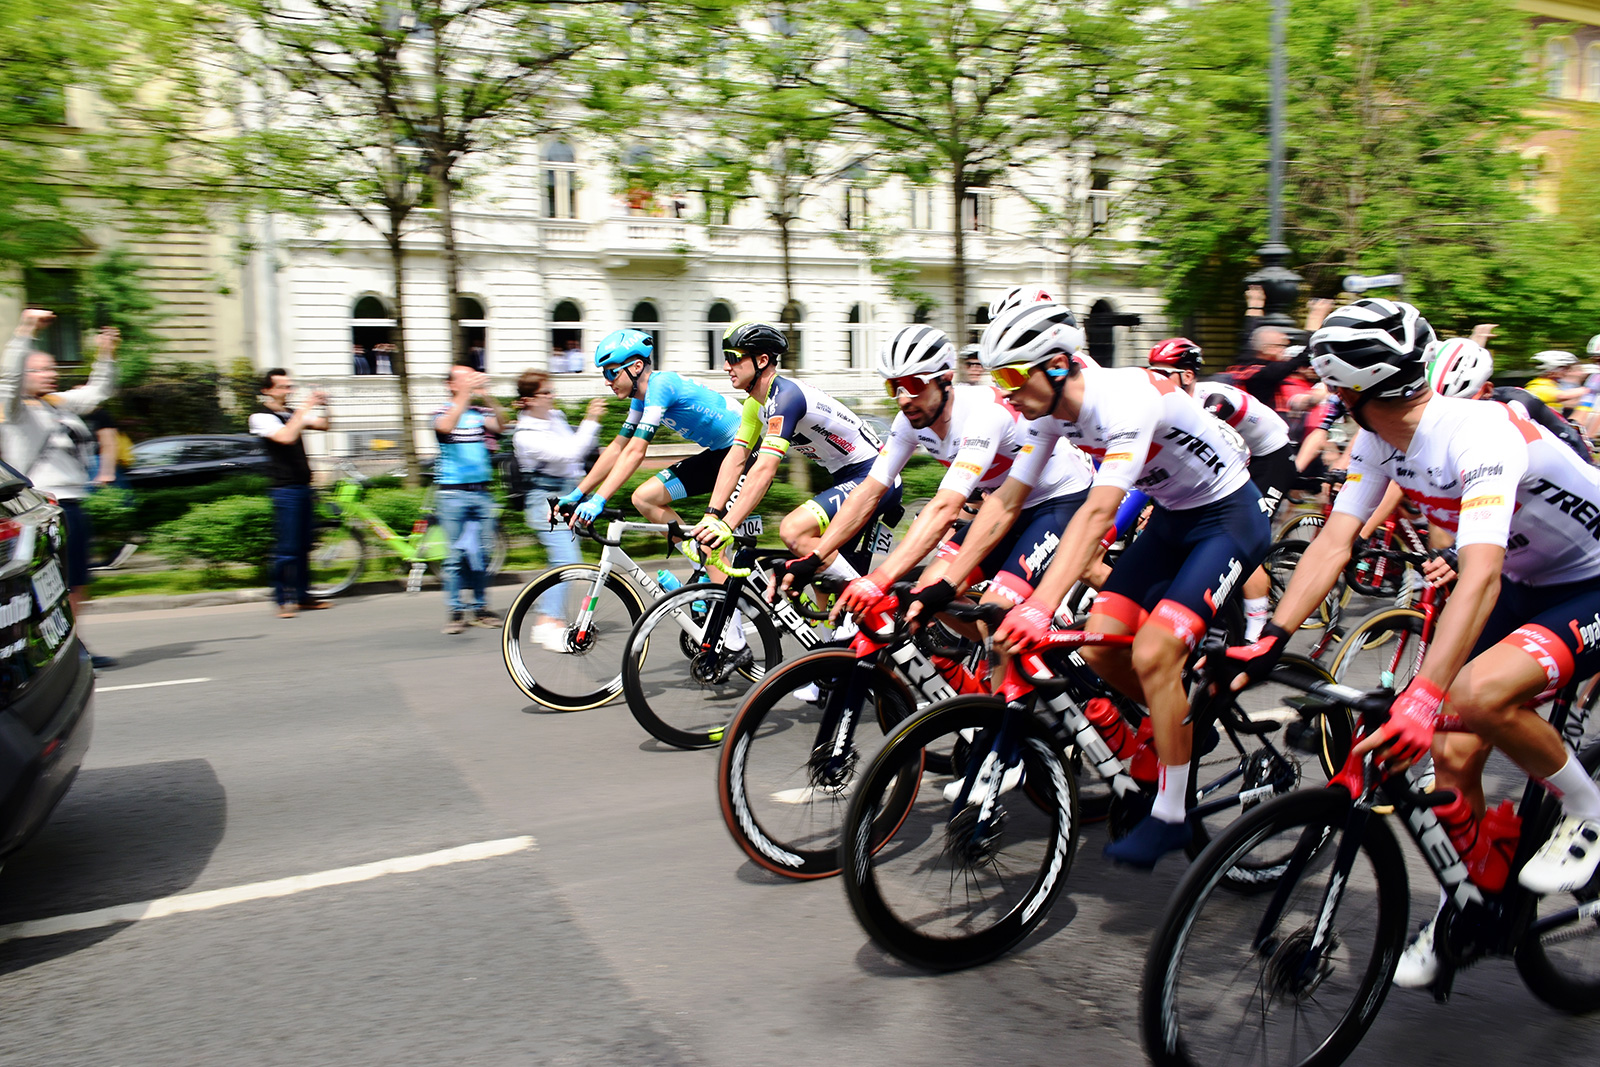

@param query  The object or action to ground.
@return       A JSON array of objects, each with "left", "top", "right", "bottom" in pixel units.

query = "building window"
[
  {"left": 1548, "top": 38, "right": 1578, "bottom": 98},
  {"left": 846, "top": 303, "right": 868, "bottom": 369},
  {"left": 1586, "top": 43, "right": 1600, "bottom": 103},
  {"left": 907, "top": 185, "right": 936, "bottom": 230},
  {"left": 543, "top": 141, "right": 578, "bottom": 219},
  {"left": 458, "top": 295, "right": 488, "bottom": 372},
  {"left": 551, "top": 299, "right": 584, "bottom": 373},
  {"left": 912, "top": 302, "right": 934, "bottom": 325},
  {"left": 970, "top": 304, "right": 989, "bottom": 348},
  {"left": 23, "top": 268, "right": 82, "bottom": 363},
  {"left": 705, "top": 300, "right": 734, "bottom": 370},
  {"left": 1088, "top": 167, "right": 1113, "bottom": 230},
  {"left": 844, "top": 186, "right": 869, "bottom": 230},
  {"left": 960, "top": 188, "right": 993, "bottom": 233},
  {"left": 351, "top": 294, "right": 396, "bottom": 374},
  {"left": 630, "top": 300, "right": 662, "bottom": 369}
]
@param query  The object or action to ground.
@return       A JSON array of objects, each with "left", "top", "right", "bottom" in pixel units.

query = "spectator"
[
  {"left": 352, "top": 344, "right": 373, "bottom": 375},
  {"left": 961, "top": 344, "right": 985, "bottom": 385},
  {"left": 2, "top": 310, "right": 119, "bottom": 667},
  {"left": 466, "top": 345, "right": 486, "bottom": 373},
  {"left": 250, "top": 368, "right": 331, "bottom": 619},
  {"left": 373, "top": 343, "right": 395, "bottom": 375},
  {"left": 434, "top": 364, "right": 505, "bottom": 634},
  {"left": 512, "top": 370, "right": 605, "bottom": 651},
  {"left": 560, "top": 339, "right": 583, "bottom": 373}
]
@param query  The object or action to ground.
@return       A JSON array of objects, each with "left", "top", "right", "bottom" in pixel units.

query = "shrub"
[
  {"left": 150, "top": 495, "right": 276, "bottom": 576},
  {"left": 81, "top": 487, "right": 139, "bottom": 545},
  {"left": 130, "top": 475, "right": 272, "bottom": 534}
]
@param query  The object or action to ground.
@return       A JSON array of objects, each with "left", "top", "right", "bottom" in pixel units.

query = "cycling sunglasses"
[
  {"left": 989, "top": 362, "right": 1037, "bottom": 392},
  {"left": 602, "top": 361, "right": 639, "bottom": 383},
  {"left": 721, "top": 347, "right": 753, "bottom": 365},
  {"left": 884, "top": 375, "right": 939, "bottom": 399}
]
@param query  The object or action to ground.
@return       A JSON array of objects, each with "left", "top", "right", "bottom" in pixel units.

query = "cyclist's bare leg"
[
  {"left": 1130, "top": 625, "right": 1194, "bottom": 767},
  {"left": 1433, "top": 732, "right": 1494, "bottom": 815},
  {"left": 1079, "top": 612, "right": 1145, "bottom": 706},
  {"left": 633, "top": 477, "right": 726, "bottom": 585},
  {"left": 1446, "top": 645, "right": 1571, "bottom": 785},
  {"left": 778, "top": 506, "right": 824, "bottom": 559}
]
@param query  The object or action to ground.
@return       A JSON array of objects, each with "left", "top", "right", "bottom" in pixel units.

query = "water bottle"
[{"left": 657, "top": 569, "right": 682, "bottom": 593}]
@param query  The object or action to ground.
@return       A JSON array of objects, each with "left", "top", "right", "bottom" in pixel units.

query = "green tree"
[
  {"left": 1139, "top": 0, "right": 1556, "bottom": 355},
  {"left": 75, "top": 247, "right": 164, "bottom": 385}
]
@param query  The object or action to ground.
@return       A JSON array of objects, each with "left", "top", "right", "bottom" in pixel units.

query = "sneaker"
[
  {"left": 1103, "top": 814, "right": 1193, "bottom": 869},
  {"left": 1393, "top": 915, "right": 1440, "bottom": 988},
  {"left": 1518, "top": 816, "right": 1600, "bottom": 895},
  {"left": 535, "top": 622, "right": 569, "bottom": 653},
  {"left": 471, "top": 610, "right": 503, "bottom": 629},
  {"left": 443, "top": 612, "right": 466, "bottom": 635}
]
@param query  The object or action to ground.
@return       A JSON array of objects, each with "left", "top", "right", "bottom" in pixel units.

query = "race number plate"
[{"left": 735, "top": 516, "right": 763, "bottom": 537}]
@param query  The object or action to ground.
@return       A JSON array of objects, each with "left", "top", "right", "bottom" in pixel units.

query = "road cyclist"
[
  {"left": 907, "top": 300, "right": 1271, "bottom": 870},
  {"left": 1226, "top": 296, "right": 1600, "bottom": 996}
]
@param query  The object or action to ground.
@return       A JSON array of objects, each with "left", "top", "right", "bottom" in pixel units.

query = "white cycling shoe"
[
  {"left": 534, "top": 622, "right": 569, "bottom": 653},
  {"left": 1519, "top": 816, "right": 1600, "bottom": 895},
  {"left": 1392, "top": 914, "right": 1440, "bottom": 988}
]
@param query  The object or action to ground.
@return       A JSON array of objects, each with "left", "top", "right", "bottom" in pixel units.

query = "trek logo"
[
  {"left": 1403, "top": 801, "right": 1484, "bottom": 912},
  {"left": 1158, "top": 427, "right": 1226, "bottom": 473},
  {"left": 889, "top": 642, "right": 956, "bottom": 702},
  {"left": 1571, "top": 613, "right": 1600, "bottom": 651},
  {"left": 1021, "top": 531, "right": 1060, "bottom": 578},
  {"left": 1214, "top": 557, "right": 1243, "bottom": 607},
  {"left": 1528, "top": 478, "right": 1600, "bottom": 539}
]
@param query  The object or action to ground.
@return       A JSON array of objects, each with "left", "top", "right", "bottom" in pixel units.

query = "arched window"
[
  {"left": 543, "top": 141, "right": 578, "bottom": 219},
  {"left": 846, "top": 303, "right": 868, "bottom": 369},
  {"left": 551, "top": 300, "right": 584, "bottom": 374},
  {"left": 1548, "top": 37, "right": 1578, "bottom": 98},
  {"left": 970, "top": 304, "right": 990, "bottom": 347},
  {"left": 630, "top": 300, "right": 662, "bottom": 369},
  {"left": 351, "top": 294, "right": 396, "bottom": 374},
  {"left": 1585, "top": 43, "right": 1600, "bottom": 103},
  {"left": 705, "top": 300, "right": 734, "bottom": 369},
  {"left": 1085, "top": 299, "right": 1140, "bottom": 367},
  {"left": 457, "top": 295, "right": 488, "bottom": 372}
]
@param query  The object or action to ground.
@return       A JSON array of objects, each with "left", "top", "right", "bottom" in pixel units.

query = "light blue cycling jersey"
[{"left": 617, "top": 370, "right": 740, "bottom": 449}]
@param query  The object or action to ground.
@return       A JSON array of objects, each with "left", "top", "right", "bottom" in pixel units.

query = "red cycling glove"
[
  {"left": 1373, "top": 677, "right": 1445, "bottom": 766},
  {"left": 1225, "top": 622, "right": 1291, "bottom": 686},
  {"left": 995, "top": 598, "right": 1055, "bottom": 650},
  {"left": 838, "top": 571, "right": 892, "bottom": 618}
]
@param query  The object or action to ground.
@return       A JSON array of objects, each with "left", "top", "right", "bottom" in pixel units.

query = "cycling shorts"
[
  {"left": 1248, "top": 444, "right": 1297, "bottom": 520},
  {"left": 937, "top": 488, "right": 1091, "bottom": 606},
  {"left": 1471, "top": 576, "right": 1600, "bottom": 702},
  {"left": 1093, "top": 481, "right": 1273, "bottom": 649},
  {"left": 799, "top": 459, "right": 904, "bottom": 573},
  {"left": 654, "top": 446, "right": 733, "bottom": 502}
]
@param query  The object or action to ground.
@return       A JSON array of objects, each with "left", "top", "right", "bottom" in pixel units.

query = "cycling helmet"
[
  {"left": 876, "top": 325, "right": 956, "bottom": 380},
  {"left": 1533, "top": 349, "right": 1577, "bottom": 372},
  {"left": 988, "top": 285, "right": 1055, "bottom": 321},
  {"left": 1147, "top": 337, "right": 1203, "bottom": 373},
  {"left": 722, "top": 321, "right": 787, "bottom": 364},
  {"left": 594, "top": 328, "right": 654, "bottom": 372},
  {"left": 1307, "top": 298, "right": 1435, "bottom": 401},
  {"left": 1587, "top": 334, "right": 1600, "bottom": 358},
  {"left": 978, "top": 302, "right": 1084, "bottom": 371},
  {"left": 1426, "top": 337, "right": 1493, "bottom": 399}
]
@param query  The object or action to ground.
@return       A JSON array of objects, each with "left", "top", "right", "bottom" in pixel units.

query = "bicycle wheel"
[
  {"left": 1189, "top": 656, "right": 1347, "bottom": 889},
  {"left": 841, "top": 696, "right": 1078, "bottom": 971},
  {"left": 1141, "top": 788, "right": 1409, "bottom": 1067},
  {"left": 1263, "top": 540, "right": 1345, "bottom": 632},
  {"left": 306, "top": 524, "right": 365, "bottom": 598},
  {"left": 1328, "top": 608, "right": 1425, "bottom": 689},
  {"left": 1276, "top": 513, "right": 1327, "bottom": 544},
  {"left": 502, "top": 564, "right": 644, "bottom": 711},
  {"left": 621, "top": 582, "right": 785, "bottom": 750},
  {"left": 1514, "top": 742, "right": 1600, "bottom": 1013},
  {"left": 717, "top": 648, "right": 920, "bottom": 878}
]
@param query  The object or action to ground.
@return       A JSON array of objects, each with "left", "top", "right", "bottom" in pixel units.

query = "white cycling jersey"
[
  {"left": 866, "top": 383, "right": 1094, "bottom": 506},
  {"left": 1334, "top": 393, "right": 1600, "bottom": 585},
  {"left": 1192, "top": 380, "right": 1291, "bottom": 457},
  {"left": 1010, "top": 364, "right": 1252, "bottom": 511}
]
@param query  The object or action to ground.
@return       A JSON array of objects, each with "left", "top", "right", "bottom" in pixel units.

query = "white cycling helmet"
[
  {"left": 1587, "top": 334, "right": 1600, "bottom": 357},
  {"left": 876, "top": 324, "right": 956, "bottom": 380},
  {"left": 978, "top": 302, "right": 1084, "bottom": 371},
  {"left": 1426, "top": 337, "right": 1493, "bottom": 398},
  {"left": 988, "top": 284, "right": 1055, "bottom": 321},
  {"left": 1534, "top": 350, "right": 1578, "bottom": 372},
  {"left": 1307, "top": 298, "right": 1435, "bottom": 400}
]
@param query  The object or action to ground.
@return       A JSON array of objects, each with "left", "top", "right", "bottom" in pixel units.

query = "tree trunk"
[
  {"left": 386, "top": 227, "right": 424, "bottom": 488},
  {"left": 434, "top": 158, "right": 467, "bottom": 368},
  {"left": 774, "top": 168, "right": 799, "bottom": 362},
  {"left": 950, "top": 158, "right": 968, "bottom": 347}
]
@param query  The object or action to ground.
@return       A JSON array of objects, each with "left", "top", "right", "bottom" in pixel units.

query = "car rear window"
[{"left": 0, "top": 461, "right": 26, "bottom": 501}]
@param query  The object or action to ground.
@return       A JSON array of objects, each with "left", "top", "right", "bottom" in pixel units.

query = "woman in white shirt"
[{"left": 512, "top": 370, "right": 605, "bottom": 651}]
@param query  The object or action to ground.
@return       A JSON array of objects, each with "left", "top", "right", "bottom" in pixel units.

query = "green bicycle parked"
[{"left": 308, "top": 460, "right": 509, "bottom": 598}]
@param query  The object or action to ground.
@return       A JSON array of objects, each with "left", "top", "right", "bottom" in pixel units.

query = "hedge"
[{"left": 149, "top": 495, "right": 277, "bottom": 576}]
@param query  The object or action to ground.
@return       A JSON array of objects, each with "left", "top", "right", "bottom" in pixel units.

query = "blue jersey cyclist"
[
  {"left": 562, "top": 329, "right": 741, "bottom": 539},
  {"left": 692, "top": 322, "right": 899, "bottom": 579}
]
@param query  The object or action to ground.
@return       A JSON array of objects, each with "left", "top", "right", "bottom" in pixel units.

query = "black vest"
[{"left": 256, "top": 406, "right": 312, "bottom": 487}]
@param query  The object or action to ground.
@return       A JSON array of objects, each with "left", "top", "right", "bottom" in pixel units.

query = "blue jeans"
[
  {"left": 527, "top": 498, "right": 581, "bottom": 620},
  {"left": 437, "top": 488, "right": 496, "bottom": 614},
  {"left": 269, "top": 484, "right": 314, "bottom": 607}
]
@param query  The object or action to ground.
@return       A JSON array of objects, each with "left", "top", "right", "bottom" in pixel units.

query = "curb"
[{"left": 81, "top": 568, "right": 542, "bottom": 615}]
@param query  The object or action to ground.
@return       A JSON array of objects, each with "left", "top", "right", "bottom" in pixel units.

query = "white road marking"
[
  {"left": 0, "top": 835, "right": 536, "bottom": 945},
  {"left": 770, "top": 787, "right": 819, "bottom": 804},
  {"left": 96, "top": 677, "right": 211, "bottom": 694}
]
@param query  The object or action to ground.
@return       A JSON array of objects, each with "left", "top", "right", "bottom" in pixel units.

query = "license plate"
[
  {"left": 735, "top": 516, "right": 763, "bottom": 537},
  {"left": 32, "top": 559, "right": 65, "bottom": 613}
]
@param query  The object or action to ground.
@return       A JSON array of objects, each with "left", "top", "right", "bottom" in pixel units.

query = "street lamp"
[{"left": 1244, "top": 0, "right": 1302, "bottom": 331}]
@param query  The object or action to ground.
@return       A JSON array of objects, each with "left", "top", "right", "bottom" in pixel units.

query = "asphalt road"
[{"left": 0, "top": 591, "right": 1596, "bottom": 1066}]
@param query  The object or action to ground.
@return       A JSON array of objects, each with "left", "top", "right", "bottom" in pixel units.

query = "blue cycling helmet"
[{"left": 594, "top": 329, "right": 654, "bottom": 375}]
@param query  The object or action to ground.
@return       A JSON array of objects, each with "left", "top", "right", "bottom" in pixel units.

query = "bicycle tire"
[
  {"left": 306, "top": 524, "right": 365, "bottom": 598},
  {"left": 1263, "top": 540, "right": 1344, "bottom": 633},
  {"left": 621, "top": 582, "right": 785, "bottom": 750},
  {"left": 1141, "top": 788, "right": 1409, "bottom": 1067},
  {"left": 502, "top": 564, "right": 644, "bottom": 711},
  {"left": 1328, "top": 608, "right": 1425, "bottom": 688},
  {"left": 717, "top": 647, "right": 921, "bottom": 879},
  {"left": 1276, "top": 513, "right": 1327, "bottom": 544},
  {"left": 841, "top": 695, "right": 1078, "bottom": 971},
  {"left": 1514, "top": 740, "right": 1600, "bottom": 1013}
]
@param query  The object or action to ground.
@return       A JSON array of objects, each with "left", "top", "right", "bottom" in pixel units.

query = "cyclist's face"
[
  {"left": 724, "top": 349, "right": 759, "bottom": 391},
  {"left": 606, "top": 359, "right": 643, "bottom": 397},
  {"left": 895, "top": 376, "right": 947, "bottom": 429},
  {"left": 1003, "top": 364, "right": 1055, "bottom": 419}
]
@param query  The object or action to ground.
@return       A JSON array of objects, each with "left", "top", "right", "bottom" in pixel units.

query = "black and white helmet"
[
  {"left": 876, "top": 325, "right": 956, "bottom": 380},
  {"left": 1307, "top": 298, "right": 1435, "bottom": 401},
  {"left": 988, "top": 285, "right": 1055, "bottom": 321},
  {"left": 978, "top": 302, "right": 1084, "bottom": 370}
]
